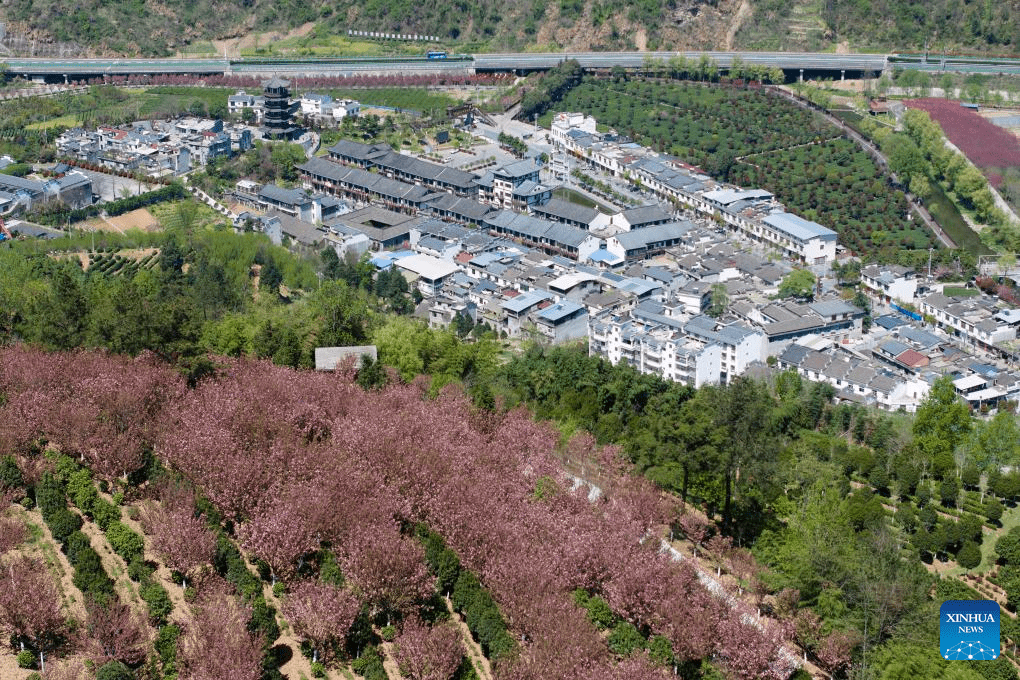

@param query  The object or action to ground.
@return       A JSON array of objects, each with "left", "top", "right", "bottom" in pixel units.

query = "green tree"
[
  {"left": 779, "top": 269, "right": 817, "bottom": 301},
  {"left": 708, "top": 283, "right": 728, "bottom": 318},
  {"left": 997, "top": 527, "right": 1020, "bottom": 566},
  {"left": 913, "top": 376, "right": 972, "bottom": 478},
  {"left": 312, "top": 280, "right": 371, "bottom": 348},
  {"left": 960, "top": 411, "right": 1020, "bottom": 473}
]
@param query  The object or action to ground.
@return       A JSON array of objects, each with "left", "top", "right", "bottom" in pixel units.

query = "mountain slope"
[{"left": 3, "top": 0, "right": 1020, "bottom": 56}]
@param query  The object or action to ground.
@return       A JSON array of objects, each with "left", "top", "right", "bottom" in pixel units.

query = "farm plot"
[{"left": 905, "top": 98, "right": 1020, "bottom": 186}]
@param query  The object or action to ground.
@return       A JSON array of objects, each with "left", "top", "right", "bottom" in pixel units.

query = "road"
[
  {"left": 772, "top": 87, "right": 958, "bottom": 249},
  {"left": 9, "top": 50, "right": 1020, "bottom": 80}
]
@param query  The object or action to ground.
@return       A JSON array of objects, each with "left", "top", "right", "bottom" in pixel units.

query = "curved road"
[{"left": 772, "top": 87, "right": 957, "bottom": 249}]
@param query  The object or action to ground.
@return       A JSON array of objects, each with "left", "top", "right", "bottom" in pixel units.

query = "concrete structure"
[{"left": 861, "top": 264, "right": 918, "bottom": 304}]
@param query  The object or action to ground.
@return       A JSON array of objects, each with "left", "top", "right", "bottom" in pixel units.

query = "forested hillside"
[{"left": 7, "top": 0, "right": 1020, "bottom": 56}]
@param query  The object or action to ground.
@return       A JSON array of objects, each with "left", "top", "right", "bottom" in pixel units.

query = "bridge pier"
[
  {"left": 799, "top": 69, "right": 804, "bottom": 83},
  {"left": 841, "top": 70, "right": 845, "bottom": 81},
  {"left": 63, "top": 74, "right": 68, "bottom": 84}
]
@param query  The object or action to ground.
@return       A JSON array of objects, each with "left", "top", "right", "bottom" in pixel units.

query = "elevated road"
[
  {"left": 8, "top": 51, "right": 1020, "bottom": 81},
  {"left": 472, "top": 51, "right": 889, "bottom": 73},
  {"left": 3, "top": 57, "right": 228, "bottom": 76}
]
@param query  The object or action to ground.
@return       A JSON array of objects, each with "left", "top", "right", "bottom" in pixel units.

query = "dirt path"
[
  {"left": 116, "top": 500, "right": 192, "bottom": 626},
  {"left": 725, "top": 0, "right": 752, "bottom": 51},
  {"left": 444, "top": 598, "right": 493, "bottom": 680},
  {"left": 14, "top": 506, "right": 88, "bottom": 622},
  {"left": 209, "top": 22, "right": 316, "bottom": 59},
  {"left": 379, "top": 639, "right": 403, "bottom": 680}
]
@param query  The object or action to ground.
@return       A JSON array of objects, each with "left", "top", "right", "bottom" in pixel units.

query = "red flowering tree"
[
  {"left": 340, "top": 529, "right": 433, "bottom": 623},
  {"left": 177, "top": 591, "right": 264, "bottom": 680},
  {"left": 281, "top": 580, "right": 361, "bottom": 663},
  {"left": 84, "top": 597, "right": 148, "bottom": 667},
  {"left": 0, "top": 556, "right": 67, "bottom": 672},
  {"left": 392, "top": 617, "right": 465, "bottom": 680},
  {"left": 141, "top": 501, "right": 216, "bottom": 589},
  {"left": 0, "top": 514, "right": 27, "bottom": 554}
]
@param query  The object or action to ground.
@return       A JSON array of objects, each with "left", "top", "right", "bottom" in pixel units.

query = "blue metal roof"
[
  {"left": 501, "top": 290, "right": 552, "bottom": 313},
  {"left": 537, "top": 300, "right": 585, "bottom": 322},
  {"left": 763, "top": 212, "right": 837, "bottom": 242}
]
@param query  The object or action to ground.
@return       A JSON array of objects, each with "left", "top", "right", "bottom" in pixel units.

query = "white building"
[
  {"left": 550, "top": 112, "right": 598, "bottom": 145},
  {"left": 918, "top": 292, "right": 1020, "bottom": 354},
  {"left": 300, "top": 93, "right": 334, "bottom": 117},
  {"left": 393, "top": 253, "right": 460, "bottom": 297},
  {"left": 588, "top": 314, "right": 722, "bottom": 388},
  {"left": 861, "top": 264, "right": 918, "bottom": 304},
  {"left": 332, "top": 99, "right": 361, "bottom": 121}
]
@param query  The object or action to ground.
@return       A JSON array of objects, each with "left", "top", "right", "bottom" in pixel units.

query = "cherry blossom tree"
[
  {"left": 0, "top": 555, "right": 67, "bottom": 672},
  {"left": 706, "top": 534, "right": 733, "bottom": 577},
  {"left": 341, "top": 530, "right": 433, "bottom": 623},
  {"left": 141, "top": 501, "right": 216, "bottom": 589},
  {"left": 0, "top": 514, "right": 27, "bottom": 554},
  {"left": 177, "top": 591, "right": 264, "bottom": 680},
  {"left": 392, "top": 617, "right": 465, "bottom": 680},
  {"left": 235, "top": 481, "right": 330, "bottom": 584},
  {"left": 281, "top": 579, "right": 361, "bottom": 663},
  {"left": 678, "top": 513, "right": 708, "bottom": 557},
  {"left": 41, "top": 658, "right": 89, "bottom": 680},
  {"left": 84, "top": 597, "right": 148, "bottom": 667},
  {"left": 816, "top": 628, "right": 859, "bottom": 676}
]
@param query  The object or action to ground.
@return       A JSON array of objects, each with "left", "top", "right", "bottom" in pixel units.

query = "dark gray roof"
[
  {"left": 269, "top": 210, "right": 324, "bottom": 246},
  {"left": 611, "top": 221, "right": 695, "bottom": 250},
  {"left": 259, "top": 183, "right": 309, "bottom": 207},
  {"left": 299, "top": 157, "right": 430, "bottom": 204},
  {"left": 779, "top": 343, "right": 812, "bottom": 366},
  {"left": 620, "top": 204, "right": 672, "bottom": 227},
  {"left": 532, "top": 197, "right": 599, "bottom": 226}
]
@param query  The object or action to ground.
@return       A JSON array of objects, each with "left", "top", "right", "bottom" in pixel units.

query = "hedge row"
[
  {"left": 36, "top": 472, "right": 115, "bottom": 602},
  {"left": 417, "top": 526, "right": 515, "bottom": 662}
]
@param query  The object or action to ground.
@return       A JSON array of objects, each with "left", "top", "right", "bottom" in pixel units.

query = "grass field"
[
  {"left": 553, "top": 187, "right": 612, "bottom": 213},
  {"left": 924, "top": 182, "right": 992, "bottom": 255},
  {"left": 241, "top": 34, "right": 424, "bottom": 58},
  {"left": 944, "top": 286, "right": 981, "bottom": 297}
]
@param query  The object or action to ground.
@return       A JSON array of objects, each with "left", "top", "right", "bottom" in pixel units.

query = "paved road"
[
  {"left": 472, "top": 51, "right": 888, "bottom": 72},
  {"left": 11, "top": 51, "right": 1020, "bottom": 79},
  {"left": 772, "top": 87, "right": 958, "bottom": 249}
]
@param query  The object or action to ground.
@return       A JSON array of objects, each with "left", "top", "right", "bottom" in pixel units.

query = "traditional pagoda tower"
[{"left": 261, "top": 76, "right": 300, "bottom": 140}]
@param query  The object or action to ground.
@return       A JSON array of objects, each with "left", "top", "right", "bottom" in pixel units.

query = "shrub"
[
  {"left": 154, "top": 623, "right": 180, "bottom": 667},
  {"left": 140, "top": 580, "right": 174, "bottom": 625},
  {"left": 607, "top": 621, "right": 646, "bottom": 656},
  {"left": 311, "top": 661, "right": 326, "bottom": 678},
  {"left": 583, "top": 594, "right": 617, "bottom": 630},
  {"left": 351, "top": 645, "right": 387, "bottom": 680},
  {"left": 96, "top": 660, "right": 134, "bottom": 680},
  {"left": 36, "top": 473, "right": 66, "bottom": 520},
  {"left": 92, "top": 497, "right": 121, "bottom": 531},
  {"left": 67, "top": 468, "right": 98, "bottom": 515},
  {"left": 0, "top": 455, "right": 23, "bottom": 490},
  {"left": 380, "top": 625, "right": 396, "bottom": 641},
  {"left": 72, "top": 546, "right": 115, "bottom": 598},
  {"left": 48, "top": 507, "right": 84, "bottom": 544},
  {"left": 128, "top": 556, "right": 154, "bottom": 582},
  {"left": 985, "top": 497, "right": 1005, "bottom": 523},
  {"left": 17, "top": 649, "right": 36, "bottom": 668},
  {"left": 106, "top": 521, "right": 144, "bottom": 563},
  {"left": 64, "top": 530, "right": 93, "bottom": 563}
]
